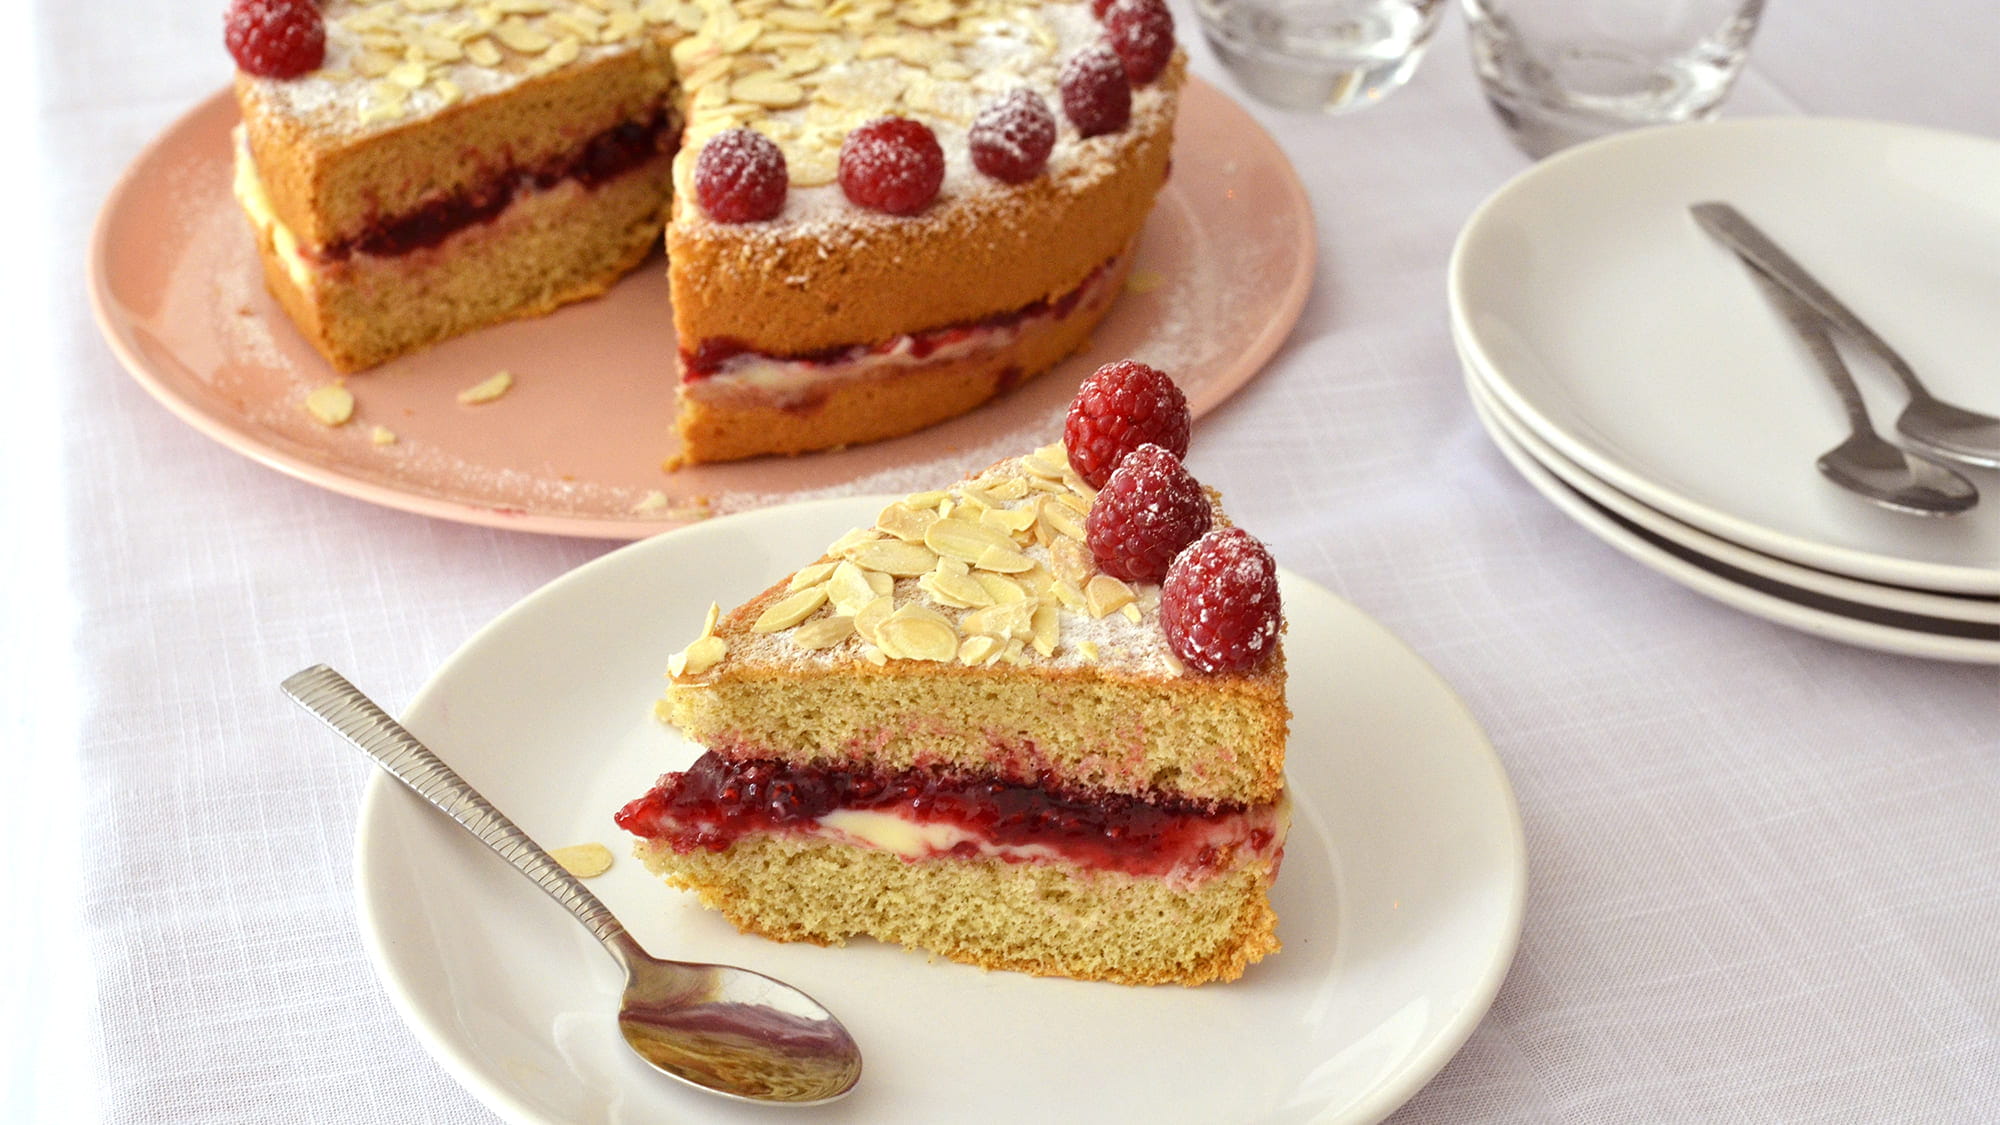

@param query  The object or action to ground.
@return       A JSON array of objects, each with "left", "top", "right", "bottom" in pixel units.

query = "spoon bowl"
[
  {"left": 1816, "top": 431, "right": 1979, "bottom": 517},
  {"left": 1897, "top": 398, "right": 2000, "bottom": 470},
  {"left": 281, "top": 664, "right": 863, "bottom": 1106}
]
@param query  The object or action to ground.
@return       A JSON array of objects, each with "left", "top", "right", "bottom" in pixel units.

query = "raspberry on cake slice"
[{"left": 618, "top": 367, "right": 1290, "bottom": 986}]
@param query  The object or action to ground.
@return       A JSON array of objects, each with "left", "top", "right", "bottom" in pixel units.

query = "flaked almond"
[
  {"left": 1030, "top": 603, "right": 1059, "bottom": 657},
  {"left": 549, "top": 843, "right": 613, "bottom": 878},
  {"left": 844, "top": 537, "right": 938, "bottom": 576},
  {"left": 304, "top": 383, "right": 355, "bottom": 426},
  {"left": 1049, "top": 537, "right": 1094, "bottom": 586},
  {"left": 787, "top": 561, "right": 838, "bottom": 591},
  {"left": 794, "top": 614, "right": 856, "bottom": 650},
  {"left": 752, "top": 584, "right": 827, "bottom": 632},
  {"left": 1077, "top": 640, "right": 1101, "bottom": 663},
  {"left": 1084, "top": 574, "right": 1136, "bottom": 619},
  {"left": 876, "top": 604, "right": 957, "bottom": 662},
  {"left": 865, "top": 570, "right": 893, "bottom": 596},
  {"left": 875, "top": 501, "right": 938, "bottom": 543},
  {"left": 923, "top": 516, "right": 1015, "bottom": 564},
  {"left": 1122, "top": 603, "right": 1144, "bottom": 624},
  {"left": 957, "top": 635, "right": 1000, "bottom": 666},
  {"left": 826, "top": 561, "right": 878, "bottom": 616},
  {"left": 731, "top": 70, "right": 805, "bottom": 107},
  {"left": 1037, "top": 496, "right": 1086, "bottom": 542},
  {"left": 973, "top": 572, "right": 1026, "bottom": 605},
  {"left": 1051, "top": 580, "right": 1086, "bottom": 612},
  {"left": 669, "top": 633, "right": 726, "bottom": 676},
  {"left": 853, "top": 595, "right": 893, "bottom": 645},
  {"left": 457, "top": 370, "right": 514, "bottom": 405},
  {"left": 984, "top": 476, "right": 1030, "bottom": 502},
  {"left": 962, "top": 601, "right": 1032, "bottom": 642},
  {"left": 979, "top": 505, "right": 1037, "bottom": 535},
  {"left": 919, "top": 565, "right": 992, "bottom": 609},
  {"left": 827, "top": 525, "right": 883, "bottom": 555},
  {"left": 974, "top": 544, "right": 1034, "bottom": 574}
]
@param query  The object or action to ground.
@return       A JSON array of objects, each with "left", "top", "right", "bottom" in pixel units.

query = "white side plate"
[{"left": 354, "top": 496, "right": 1526, "bottom": 1124}]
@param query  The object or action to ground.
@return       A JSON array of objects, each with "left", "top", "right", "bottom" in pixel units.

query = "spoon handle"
[
  {"left": 281, "top": 664, "right": 632, "bottom": 951},
  {"left": 1689, "top": 202, "right": 1925, "bottom": 398},
  {"left": 1745, "top": 270, "right": 1877, "bottom": 437}
]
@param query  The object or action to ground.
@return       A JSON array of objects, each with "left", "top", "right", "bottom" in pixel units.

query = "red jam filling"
[
  {"left": 680, "top": 257, "right": 1117, "bottom": 380},
  {"left": 319, "top": 106, "right": 678, "bottom": 261},
  {"left": 615, "top": 751, "right": 1273, "bottom": 877}
]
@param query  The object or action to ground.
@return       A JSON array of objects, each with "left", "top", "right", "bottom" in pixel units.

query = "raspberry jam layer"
[
  {"left": 304, "top": 106, "right": 676, "bottom": 262},
  {"left": 679, "top": 256, "right": 1121, "bottom": 393},
  {"left": 616, "top": 751, "right": 1286, "bottom": 882}
]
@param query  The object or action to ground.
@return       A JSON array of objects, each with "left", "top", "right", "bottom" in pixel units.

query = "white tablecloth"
[{"left": 9, "top": 1, "right": 1998, "bottom": 1120}]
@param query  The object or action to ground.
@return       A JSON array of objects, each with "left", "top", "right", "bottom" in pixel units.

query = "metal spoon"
[
  {"left": 280, "top": 664, "right": 863, "bottom": 1106},
  {"left": 1737, "top": 272, "right": 1978, "bottom": 516},
  {"left": 1691, "top": 202, "right": 2000, "bottom": 468}
]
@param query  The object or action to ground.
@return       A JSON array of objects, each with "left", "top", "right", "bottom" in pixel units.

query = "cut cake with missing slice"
[{"left": 616, "top": 439, "right": 1290, "bottom": 986}]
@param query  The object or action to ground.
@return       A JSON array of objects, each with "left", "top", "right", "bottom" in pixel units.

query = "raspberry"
[
  {"left": 838, "top": 117, "right": 946, "bottom": 215},
  {"left": 1105, "top": 0, "right": 1176, "bottom": 85},
  {"left": 693, "top": 128, "right": 788, "bottom": 223},
  {"left": 1160, "top": 528, "right": 1283, "bottom": 674},
  {"left": 1092, "top": 0, "right": 1117, "bottom": 15},
  {"left": 224, "top": 0, "right": 325, "bottom": 80},
  {"left": 1086, "top": 444, "right": 1212, "bottom": 583},
  {"left": 1059, "top": 44, "right": 1132, "bottom": 138},
  {"left": 969, "top": 90, "right": 1057, "bottom": 185},
  {"left": 1063, "top": 359, "right": 1191, "bottom": 488}
]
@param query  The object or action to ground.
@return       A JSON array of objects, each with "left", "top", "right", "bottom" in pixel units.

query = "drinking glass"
[
  {"left": 1463, "top": 0, "right": 1766, "bottom": 157},
  {"left": 1194, "top": 0, "right": 1447, "bottom": 114}
]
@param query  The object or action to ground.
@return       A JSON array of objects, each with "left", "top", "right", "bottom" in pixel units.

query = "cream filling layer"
[
  {"left": 231, "top": 126, "right": 313, "bottom": 292},
  {"left": 684, "top": 256, "right": 1124, "bottom": 404},
  {"left": 807, "top": 789, "right": 1291, "bottom": 892}
]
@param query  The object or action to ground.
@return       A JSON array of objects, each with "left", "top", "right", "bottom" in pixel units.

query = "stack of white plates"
[{"left": 1447, "top": 118, "right": 2000, "bottom": 663}]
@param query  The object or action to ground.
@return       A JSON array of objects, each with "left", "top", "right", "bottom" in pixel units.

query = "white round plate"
[
  {"left": 1448, "top": 117, "right": 2000, "bottom": 595},
  {"left": 1466, "top": 378, "right": 2000, "bottom": 663},
  {"left": 1460, "top": 339, "right": 2000, "bottom": 629},
  {"left": 354, "top": 496, "right": 1525, "bottom": 1125}
]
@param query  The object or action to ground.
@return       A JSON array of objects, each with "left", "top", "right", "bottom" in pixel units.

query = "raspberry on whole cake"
[
  {"left": 224, "top": 0, "right": 1188, "bottom": 464},
  {"left": 616, "top": 366, "right": 1290, "bottom": 986}
]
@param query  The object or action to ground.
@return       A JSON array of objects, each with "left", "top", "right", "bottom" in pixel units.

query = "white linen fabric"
[{"left": 7, "top": 1, "right": 1996, "bottom": 1121}]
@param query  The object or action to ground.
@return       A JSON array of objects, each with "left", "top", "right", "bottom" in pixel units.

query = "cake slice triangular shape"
[{"left": 617, "top": 374, "right": 1289, "bottom": 985}]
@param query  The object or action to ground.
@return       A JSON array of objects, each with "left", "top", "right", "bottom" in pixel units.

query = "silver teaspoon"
[
  {"left": 280, "top": 664, "right": 863, "bottom": 1106},
  {"left": 1690, "top": 202, "right": 2000, "bottom": 468},
  {"left": 1740, "top": 273, "right": 1978, "bottom": 516}
]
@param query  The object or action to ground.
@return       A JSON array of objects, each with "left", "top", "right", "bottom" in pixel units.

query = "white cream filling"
[
  {"left": 806, "top": 790, "right": 1291, "bottom": 890},
  {"left": 689, "top": 255, "right": 1123, "bottom": 398},
  {"left": 230, "top": 126, "right": 314, "bottom": 291}
]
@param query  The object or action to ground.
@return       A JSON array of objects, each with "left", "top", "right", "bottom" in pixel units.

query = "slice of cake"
[
  {"left": 223, "top": 0, "right": 1186, "bottom": 462},
  {"left": 616, "top": 364, "right": 1291, "bottom": 985}
]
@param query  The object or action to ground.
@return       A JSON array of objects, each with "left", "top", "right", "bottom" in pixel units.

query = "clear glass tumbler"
[
  {"left": 1195, "top": 0, "right": 1447, "bottom": 114},
  {"left": 1463, "top": 0, "right": 1766, "bottom": 158}
]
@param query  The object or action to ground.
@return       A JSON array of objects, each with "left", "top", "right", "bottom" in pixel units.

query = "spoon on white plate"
[{"left": 281, "top": 664, "right": 863, "bottom": 1106}]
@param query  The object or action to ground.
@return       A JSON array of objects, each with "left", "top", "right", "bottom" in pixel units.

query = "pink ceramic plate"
[{"left": 88, "top": 78, "right": 1314, "bottom": 539}]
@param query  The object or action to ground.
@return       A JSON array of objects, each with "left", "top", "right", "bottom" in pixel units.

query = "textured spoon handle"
[{"left": 281, "top": 664, "right": 630, "bottom": 949}]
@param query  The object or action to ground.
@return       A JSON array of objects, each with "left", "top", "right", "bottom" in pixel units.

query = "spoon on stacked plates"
[{"left": 1692, "top": 202, "right": 1988, "bottom": 515}]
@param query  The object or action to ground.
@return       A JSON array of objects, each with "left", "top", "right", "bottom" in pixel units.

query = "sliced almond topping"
[
  {"left": 973, "top": 572, "right": 1027, "bottom": 605},
  {"left": 494, "top": 18, "right": 553, "bottom": 53},
  {"left": 864, "top": 570, "right": 893, "bottom": 596},
  {"left": 304, "top": 383, "right": 355, "bottom": 427},
  {"left": 731, "top": 70, "right": 805, "bottom": 107},
  {"left": 974, "top": 544, "right": 1034, "bottom": 574},
  {"left": 1049, "top": 537, "right": 1094, "bottom": 587},
  {"left": 1121, "top": 603, "right": 1144, "bottom": 624},
  {"left": 860, "top": 644, "right": 889, "bottom": 667},
  {"left": 456, "top": 370, "right": 514, "bottom": 405},
  {"left": 979, "top": 505, "right": 1037, "bottom": 535},
  {"left": 844, "top": 538, "right": 939, "bottom": 577},
  {"left": 827, "top": 525, "right": 883, "bottom": 555},
  {"left": 919, "top": 566, "right": 993, "bottom": 610},
  {"left": 1084, "top": 574, "right": 1136, "bottom": 619},
  {"left": 1022, "top": 445, "right": 1068, "bottom": 478},
  {"left": 826, "top": 561, "right": 878, "bottom": 616},
  {"left": 853, "top": 595, "right": 893, "bottom": 645},
  {"left": 957, "top": 635, "right": 1000, "bottom": 666},
  {"left": 793, "top": 615, "right": 856, "bottom": 650},
  {"left": 876, "top": 604, "right": 957, "bottom": 662},
  {"left": 787, "top": 561, "right": 838, "bottom": 591},
  {"left": 984, "top": 476, "right": 1030, "bottom": 502},
  {"left": 1030, "top": 603, "right": 1059, "bottom": 657},
  {"left": 370, "top": 425, "right": 397, "bottom": 446},
  {"left": 1077, "top": 640, "right": 1101, "bottom": 663},
  {"left": 752, "top": 585, "right": 828, "bottom": 632},
  {"left": 465, "top": 37, "right": 504, "bottom": 66},
  {"left": 669, "top": 633, "right": 727, "bottom": 677},
  {"left": 549, "top": 843, "right": 613, "bottom": 878},
  {"left": 1051, "top": 580, "right": 1086, "bottom": 612},
  {"left": 875, "top": 501, "right": 938, "bottom": 543},
  {"left": 923, "top": 515, "right": 1014, "bottom": 565},
  {"left": 904, "top": 489, "right": 949, "bottom": 509},
  {"left": 1036, "top": 496, "right": 1087, "bottom": 542},
  {"left": 961, "top": 601, "right": 1032, "bottom": 642}
]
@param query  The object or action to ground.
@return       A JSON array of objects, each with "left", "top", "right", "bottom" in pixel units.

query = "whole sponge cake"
[
  {"left": 618, "top": 364, "right": 1291, "bottom": 985},
  {"left": 224, "top": 0, "right": 1185, "bottom": 464}
]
